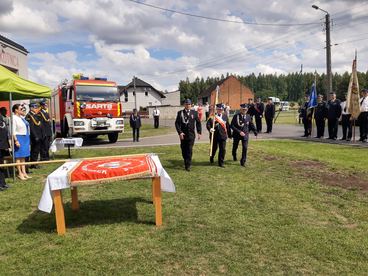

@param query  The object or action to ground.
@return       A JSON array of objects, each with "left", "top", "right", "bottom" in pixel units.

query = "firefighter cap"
[{"left": 216, "top": 103, "right": 224, "bottom": 109}]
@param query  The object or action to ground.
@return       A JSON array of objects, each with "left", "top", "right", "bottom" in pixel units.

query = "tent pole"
[{"left": 9, "top": 92, "right": 16, "bottom": 182}]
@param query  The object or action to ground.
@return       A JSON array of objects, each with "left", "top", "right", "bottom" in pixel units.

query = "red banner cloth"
[{"left": 68, "top": 154, "right": 157, "bottom": 186}]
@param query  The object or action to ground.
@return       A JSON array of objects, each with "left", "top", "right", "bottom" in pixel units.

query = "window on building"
[
  {"left": 124, "top": 89, "right": 128, "bottom": 102},
  {"left": 144, "top": 88, "right": 148, "bottom": 96},
  {"left": 133, "top": 91, "right": 135, "bottom": 96}
]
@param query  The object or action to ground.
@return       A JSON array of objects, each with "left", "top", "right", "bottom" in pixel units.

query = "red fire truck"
[{"left": 51, "top": 74, "right": 124, "bottom": 143}]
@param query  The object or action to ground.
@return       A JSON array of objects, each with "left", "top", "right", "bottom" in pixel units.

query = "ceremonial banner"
[
  {"left": 308, "top": 81, "right": 317, "bottom": 109},
  {"left": 38, "top": 154, "right": 175, "bottom": 213},
  {"left": 69, "top": 154, "right": 157, "bottom": 185},
  {"left": 346, "top": 55, "right": 361, "bottom": 119}
]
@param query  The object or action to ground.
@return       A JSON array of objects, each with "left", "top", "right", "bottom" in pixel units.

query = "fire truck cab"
[{"left": 51, "top": 74, "right": 124, "bottom": 143}]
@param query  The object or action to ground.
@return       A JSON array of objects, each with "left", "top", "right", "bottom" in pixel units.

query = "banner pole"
[
  {"left": 209, "top": 85, "right": 219, "bottom": 157},
  {"left": 353, "top": 118, "right": 356, "bottom": 143},
  {"left": 9, "top": 92, "right": 16, "bottom": 182}
]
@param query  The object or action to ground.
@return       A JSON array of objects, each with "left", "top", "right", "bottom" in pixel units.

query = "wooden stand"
[{"left": 52, "top": 177, "right": 163, "bottom": 235}]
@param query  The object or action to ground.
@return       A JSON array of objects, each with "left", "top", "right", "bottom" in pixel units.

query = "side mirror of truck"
[{"left": 62, "top": 87, "right": 67, "bottom": 101}]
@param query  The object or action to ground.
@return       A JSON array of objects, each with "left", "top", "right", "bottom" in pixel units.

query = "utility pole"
[
  {"left": 312, "top": 5, "right": 332, "bottom": 99},
  {"left": 325, "top": 13, "right": 332, "bottom": 97}
]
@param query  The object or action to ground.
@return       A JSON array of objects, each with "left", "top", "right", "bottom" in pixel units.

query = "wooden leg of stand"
[
  {"left": 152, "top": 177, "right": 162, "bottom": 226},
  {"left": 53, "top": 190, "right": 66, "bottom": 235},
  {"left": 152, "top": 181, "right": 155, "bottom": 205},
  {"left": 71, "top": 187, "right": 79, "bottom": 211}
]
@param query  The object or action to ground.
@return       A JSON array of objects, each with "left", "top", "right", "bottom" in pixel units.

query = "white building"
[
  {"left": 0, "top": 34, "right": 28, "bottom": 78},
  {"left": 162, "top": 90, "right": 180, "bottom": 106},
  {"left": 0, "top": 34, "right": 29, "bottom": 114},
  {"left": 119, "top": 77, "right": 165, "bottom": 112}
]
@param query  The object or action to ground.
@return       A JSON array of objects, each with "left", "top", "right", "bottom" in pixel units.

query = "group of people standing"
[
  {"left": 300, "top": 89, "right": 368, "bottom": 142},
  {"left": 175, "top": 99, "right": 258, "bottom": 171},
  {"left": 0, "top": 101, "right": 52, "bottom": 186}
]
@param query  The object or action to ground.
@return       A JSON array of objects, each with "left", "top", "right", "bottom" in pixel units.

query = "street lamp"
[{"left": 312, "top": 4, "right": 332, "bottom": 98}]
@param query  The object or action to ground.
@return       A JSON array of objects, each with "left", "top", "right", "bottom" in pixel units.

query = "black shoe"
[
  {"left": 3, "top": 184, "right": 9, "bottom": 189},
  {"left": 233, "top": 156, "right": 237, "bottom": 161},
  {"left": 301, "top": 135, "right": 307, "bottom": 137},
  {"left": 339, "top": 137, "right": 346, "bottom": 141},
  {"left": 210, "top": 157, "right": 214, "bottom": 164},
  {"left": 219, "top": 164, "right": 225, "bottom": 168},
  {"left": 185, "top": 166, "right": 191, "bottom": 172},
  {"left": 240, "top": 162, "right": 246, "bottom": 167}
]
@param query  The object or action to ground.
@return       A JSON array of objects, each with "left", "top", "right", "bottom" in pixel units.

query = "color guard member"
[
  {"left": 175, "top": 99, "right": 202, "bottom": 171},
  {"left": 231, "top": 104, "right": 257, "bottom": 167}
]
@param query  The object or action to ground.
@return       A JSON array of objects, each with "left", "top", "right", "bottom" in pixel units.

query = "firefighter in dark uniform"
[
  {"left": 206, "top": 103, "right": 231, "bottom": 167},
  {"left": 314, "top": 94, "right": 328, "bottom": 138},
  {"left": 175, "top": 99, "right": 202, "bottom": 171},
  {"left": 231, "top": 104, "right": 257, "bottom": 167},
  {"left": 247, "top": 98, "right": 256, "bottom": 119},
  {"left": 327, "top": 92, "right": 342, "bottom": 140},
  {"left": 26, "top": 103, "right": 43, "bottom": 167},
  {"left": 39, "top": 101, "right": 52, "bottom": 160},
  {"left": 254, "top": 97, "right": 264, "bottom": 132},
  {"left": 300, "top": 94, "right": 312, "bottom": 137},
  {"left": 264, "top": 98, "right": 275, "bottom": 133}
]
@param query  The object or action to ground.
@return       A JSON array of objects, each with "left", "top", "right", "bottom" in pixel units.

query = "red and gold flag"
[{"left": 346, "top": 54, "right": 361, "bottom": 119}]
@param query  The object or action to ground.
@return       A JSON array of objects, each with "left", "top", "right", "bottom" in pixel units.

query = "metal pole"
[
  {"left": 325, "top": 13, "right": 332, "bottom": 97},
  {"left": 133, "top": 76, "right": 137, "bottom": 110},
  {"left": 9, "top": 92, "right": 15, "bottom": 182}
]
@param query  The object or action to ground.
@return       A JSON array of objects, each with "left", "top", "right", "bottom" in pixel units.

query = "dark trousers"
[
  {"left": 341, "top": 114, "right": 352, "bottom": 139},
  {"left": 154, "top": 116, "right": 159, "bottom": 128},
  {"left": 328, "top": 118, "right": 339, "bottom": 139},
  {"left": 180, "top": 138, "right": 195, "bottom": 169},
  {"left": 302, "top": 118, "right": 312, "bottom": 136},
  {"left": 132, "top": 128, "right": 140, "bottom": 141},
  {"left": 232, "top": 138, "right": 248, "bottom": 165},
  {"left": 359, "top": 112, "right": 368, "bottom": 140},
  {"left": 30, "top": 138, "right": 41, "bottom": 162},
  {"left": 265, "top": 117, "right": 273, "bottom": 133},
  {"left": 315, "top": 118, "right": 325, "bottom": 138},
  {"left": 211, "top": 139, "right": 226, "bottom": 166},
  {"left": 40, "top": 136, "right": 51, "bottom": 161},
  {"left": 255, "top": 115, "right": 262, "bottom": 132},
  {"left": 205, "top": 112, "right": 209, "bottom": 121}
]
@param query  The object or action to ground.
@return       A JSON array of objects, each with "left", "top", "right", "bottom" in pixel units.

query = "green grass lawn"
[
  {"left": 274, "top": 110, "right": 300, "bottom": 125},
  {"left": 1, "top": 140, "right": 368, "bottom": 274},
  {"left": 97, "top": 124, "right": 174, "bottom": 142}
]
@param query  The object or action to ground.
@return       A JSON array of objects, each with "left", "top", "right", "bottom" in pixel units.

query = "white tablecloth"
[{"left": 38, "top": 156, "right": 176, "bottom": 213}]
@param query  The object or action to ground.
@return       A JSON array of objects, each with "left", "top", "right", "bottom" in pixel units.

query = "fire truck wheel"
[
  {"left": 108, "top": 133, "right": 119, "bottom": 143},
  {"left": 63, "top": 120, "right": 73, "bottom": 137}
]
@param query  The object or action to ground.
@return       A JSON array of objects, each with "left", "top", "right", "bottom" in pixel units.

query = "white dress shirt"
[
  {"left": 12, "top": 114, "right": 28, "bottom": 135},
  {"left": 360, "top": 96, "right": 368, "bottom": 112},
  {"left": 340, "top": 101, "right": 350, "bottom": 115}
]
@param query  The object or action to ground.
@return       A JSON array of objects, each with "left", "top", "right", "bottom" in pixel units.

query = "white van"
[{"left": 280, "top": 101, "right": 290, "bottom": 111}]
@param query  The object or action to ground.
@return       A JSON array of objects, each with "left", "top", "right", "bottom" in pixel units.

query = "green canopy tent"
[{"left": 0, "top": 65, "right": 51, "bottom": 181}]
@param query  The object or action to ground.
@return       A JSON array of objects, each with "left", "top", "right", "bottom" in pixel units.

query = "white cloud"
[{"left": 2, "top": 0, "right": 368, "bottom": 90}]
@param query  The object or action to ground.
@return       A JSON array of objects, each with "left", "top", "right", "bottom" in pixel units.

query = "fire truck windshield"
[{"left": 76, "top": 85, "right": 119, "bottom": 102}]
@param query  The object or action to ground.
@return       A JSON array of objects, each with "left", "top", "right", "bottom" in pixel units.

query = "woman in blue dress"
[{"left": 12, "top": 104, "right": 31, "bottom": 180}]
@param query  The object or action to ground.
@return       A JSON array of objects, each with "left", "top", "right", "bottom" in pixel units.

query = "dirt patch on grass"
[
  {"left": 263, "top": 156, "right": 280, "bottom": 161},
  {"left": 321, "top": 172, "right": 368, "bottom": 192},
  {"left": 290, "top": 160, "right": 368, "bottom": 193}
]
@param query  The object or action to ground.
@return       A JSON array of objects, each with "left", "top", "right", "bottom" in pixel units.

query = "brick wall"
[{"left": 210, "top": 76, "right": 254, "bottom": 110}]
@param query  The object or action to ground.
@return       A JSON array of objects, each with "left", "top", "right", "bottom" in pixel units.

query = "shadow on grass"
[
  {"left": 17, "top": 197, "right": 154, "bottom": 234},
  {"left": 165, "top": 158, "right": 238, "bottom": 169}
]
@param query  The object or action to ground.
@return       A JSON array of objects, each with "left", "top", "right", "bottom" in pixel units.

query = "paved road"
[{"left": 82, "top": 119, "right": 367, "bottom": 149}]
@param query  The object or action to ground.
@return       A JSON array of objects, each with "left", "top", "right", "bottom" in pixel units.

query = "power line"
[{"left": 127, "top": 0, "right": 321, "bottom": 27}]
